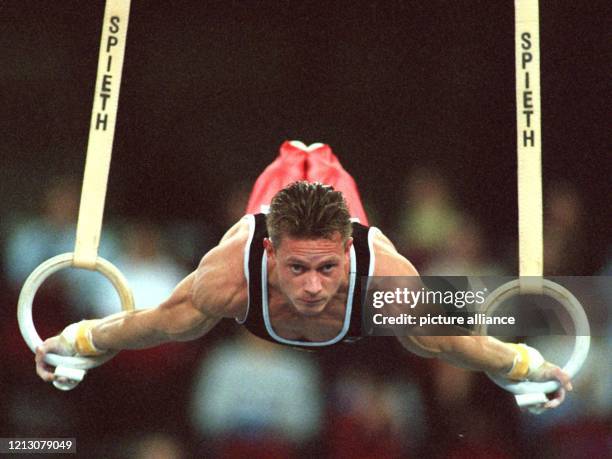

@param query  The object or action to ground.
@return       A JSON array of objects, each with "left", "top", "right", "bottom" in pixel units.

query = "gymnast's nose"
[{"left": 304, "top": 272, "right": 323, "bottom": 296}]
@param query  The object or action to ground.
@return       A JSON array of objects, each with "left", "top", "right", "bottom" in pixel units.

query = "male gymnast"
[{"left": 35, "top": 141, "right": 572, "bottom": 410}]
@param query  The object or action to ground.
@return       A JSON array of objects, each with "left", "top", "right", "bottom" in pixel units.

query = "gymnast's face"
[{"left": 265, "top": 232, "right": 352, "bottom": 317}]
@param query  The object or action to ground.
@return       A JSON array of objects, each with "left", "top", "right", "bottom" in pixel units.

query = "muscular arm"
[
  {"left": 92, "top": 218, "right": 248, "bottom": 351},
  {"left": 36, "top": 219, "right": 249, "bottom": 382},
  {"left": 91, "top": 272, "right": 219, "bottom": 351},
  {"left": 372, "top": 231, "right": 571, "bottom": 391}
]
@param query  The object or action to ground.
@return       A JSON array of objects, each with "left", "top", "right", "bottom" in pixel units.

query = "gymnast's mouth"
[{"left": 298, "top": 298, "right": 325, "bottom": 306}]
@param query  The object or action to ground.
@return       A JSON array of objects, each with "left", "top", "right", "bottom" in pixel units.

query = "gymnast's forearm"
[
  {"left": 90, "top": 309, "right": 168, "bottom": 351},
  {"left": 412, "top": 334, "right": 517, "bottom": 375},
  {"left": 438, "top": 335, "right": 519, "bottom": 374},
  {"left": 89, "top": 302, "right": 218, "bottom": 352}
]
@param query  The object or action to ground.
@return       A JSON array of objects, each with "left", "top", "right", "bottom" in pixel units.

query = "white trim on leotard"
[
  {"left": 236, "top": 214, "right": 256, "bottom": 324},
  {"left": 260, "top": 245, "right": 357, "bottom": 346}
]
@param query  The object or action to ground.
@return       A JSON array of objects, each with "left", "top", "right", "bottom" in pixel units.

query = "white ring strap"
[
  {"left": 516, "top": 0, "right": 543, "bottom": 294},
  {"left": 74, "top": 0, "right": 131, "bottom": 269}
]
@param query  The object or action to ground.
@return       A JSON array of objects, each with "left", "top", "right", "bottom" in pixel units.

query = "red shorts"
[{"left": 246, "top": 141, "right": 368, "bottom": 225}]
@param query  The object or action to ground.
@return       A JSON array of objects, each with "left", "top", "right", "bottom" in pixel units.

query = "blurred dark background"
[
  {"left": 2, "top": 1, "right": 609, "bottom": 259},
  {"left": 1, "top": 1, "right": 610, "bottom": 458}
]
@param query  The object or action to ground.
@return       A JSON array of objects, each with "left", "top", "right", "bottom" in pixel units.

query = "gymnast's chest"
[{"left": 266, "top": 293, "right": 347, "bottom": 342}]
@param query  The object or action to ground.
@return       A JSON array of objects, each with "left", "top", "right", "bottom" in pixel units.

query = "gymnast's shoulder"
[
  {"left": 191, "top": 217, "right": 251, "bottom": 319},
  {"left": 370, "top": 228, "right": 419, "bottom": 277}
]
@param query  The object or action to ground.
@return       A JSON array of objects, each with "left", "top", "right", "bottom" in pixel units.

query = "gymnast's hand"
[
  {"left": 525, "top": 361, "right": 573, "bottom": 410},
  {"left": 35, "top": 320, "right": 112, "bottom": 383},
  {"left": 35, "top": 335, "right": 75, "bottom": 382},
  {"left": 505, "top": 343, "right": 573, "bottom": 410}
]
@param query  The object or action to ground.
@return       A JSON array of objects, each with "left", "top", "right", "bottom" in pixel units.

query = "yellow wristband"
[
  {"left": 74, "top": 320, "right": 105, "bottom": 356},
  {"left": 506, "top": 343, "right": 530, "bottom": 380}
]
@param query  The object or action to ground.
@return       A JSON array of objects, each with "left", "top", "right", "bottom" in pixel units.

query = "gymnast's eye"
[
  {"left": 319, "top": 264, "right": 337, "bottom": 273},
  {"left": 290, "top": 264, "right": 304, "bottom": 274}
]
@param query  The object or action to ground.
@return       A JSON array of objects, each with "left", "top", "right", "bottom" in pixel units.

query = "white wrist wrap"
[
  {"left": 59, "top": 320, "right": 105, "bottom": 356},
  {"left": 59, "top": 322, "right": 80, "bottom": 355},
  {"left": 507, "top": 343, "right": 546, "bottom": 380},
  {"left": 524, "top": 344, "right": 546, "bottom": 378}
]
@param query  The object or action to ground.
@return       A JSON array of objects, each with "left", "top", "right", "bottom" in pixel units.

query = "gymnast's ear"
[
  {"left": 344, "top": 237, "right": 353, "bottom": 254},
  {"left": 263, "top": 238, "right": 275, "bottom": 258}
]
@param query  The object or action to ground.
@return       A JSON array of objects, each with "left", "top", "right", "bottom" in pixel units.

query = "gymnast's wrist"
[
  {"left": 60, "top": 320, "right": 107, "bottom": 356},
  {"left": 505, "top": 343, "right": 545, "bottom": 380}
]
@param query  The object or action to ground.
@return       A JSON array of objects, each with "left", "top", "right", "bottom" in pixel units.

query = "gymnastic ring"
[
  {"left": 17, "top": 252, "right": 134, "bottom": 371},
  {"left": 475, "top": 279, "right": 590, "bottom": 395}
]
